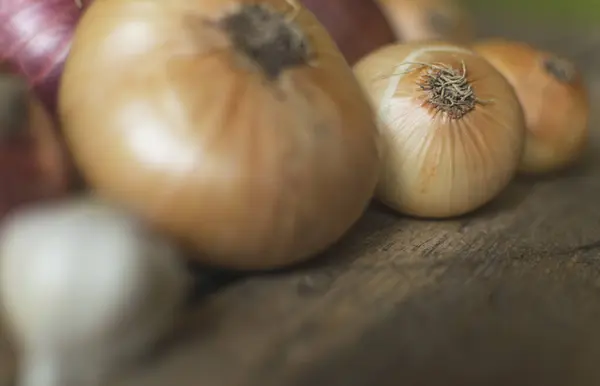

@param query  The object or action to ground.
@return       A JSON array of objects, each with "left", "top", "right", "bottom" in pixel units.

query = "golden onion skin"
[
  {"left": 59, "top": 0, "right": 380, "bottom": 269},
  {"left": 473, "top": 39, "right": 589, "bottom": 175},
  {"left": 353, "top": 42, "right": 525, "bottom": 218}
]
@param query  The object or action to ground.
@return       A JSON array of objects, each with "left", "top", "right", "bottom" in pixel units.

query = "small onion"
[
  {"left": 300, "top": 0, "right": 397, "bottom": 65},
  {"left": 473, "top": 39, "right": 589, "bottom": 174},
  {"left": 59, "top": 0, "right": 380, "bottom": 270},
  {"left": 376, "top": 0, "right": 474, "bottom": 44},
  {"left": 353, "top": 42, "right": 526, "bottom": 218},
  {"left": 0, "top": 75, "right": 71, "bottom": 219},
  {"left": 0, "top": 196, "right": 191, "bottom": 386}
]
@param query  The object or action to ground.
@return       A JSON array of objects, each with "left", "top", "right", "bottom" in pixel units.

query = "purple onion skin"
[{"left": 0, "top": 0, "right": 90, "bottom": 116}]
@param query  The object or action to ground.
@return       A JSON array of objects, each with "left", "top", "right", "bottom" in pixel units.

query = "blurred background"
[
  {"left": 465, "top": 0, "right": 600, "bottom": 47},
  {"left": 466, "top": 0, "right": 600, "bottom": 22},
  {"left": 465, "top": 0, "right": 600, "bottom": 112}
]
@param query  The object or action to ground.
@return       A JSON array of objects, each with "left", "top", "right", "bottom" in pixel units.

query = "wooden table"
[{"left": 4, "top": 8, "right": 600, "bottom": 386}]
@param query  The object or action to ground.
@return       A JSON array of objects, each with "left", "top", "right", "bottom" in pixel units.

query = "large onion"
[{"left": 59, "top": 0, "right": 380, "bottom": 270}]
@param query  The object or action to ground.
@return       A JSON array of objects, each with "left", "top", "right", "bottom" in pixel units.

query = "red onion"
[{"left": 0, "top": 0, "right": 90, "bottom": 115}]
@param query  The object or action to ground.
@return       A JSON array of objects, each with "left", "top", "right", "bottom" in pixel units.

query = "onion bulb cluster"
[
  {"left": 58, "top": 0, "right": 380, "bottom": 269},
  {"left": 0, "top": 1, "right": 595, "bottom": 384},
  {"left": 473, "top": 39, "right": 589, "bottom": 174},
  {"left": 353, "top": 42, "right": 525, "bottom": 218},
  {"left": 376, "top": 0, "right": 474, "bottom": 44}
]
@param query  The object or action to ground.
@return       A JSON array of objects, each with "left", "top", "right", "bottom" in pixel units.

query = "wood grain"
[{"left": 4, "top": 8, "right": 600, "bottom": 386}]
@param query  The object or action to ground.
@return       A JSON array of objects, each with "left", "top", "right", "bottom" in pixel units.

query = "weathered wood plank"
[{"left": 5, "top": 9, "right": 600, "bottom": 386}]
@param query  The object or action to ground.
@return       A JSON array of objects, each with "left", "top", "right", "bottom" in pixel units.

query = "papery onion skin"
[
  {"left": 0, "top": 79, "right": 71, "bottom": 219},
  {"left": 300, "top": 0, "right": 397, "bottom": 65},
  {"left": 376, "top": 0, "right": 474, "bottom": 44},
  {"left": 59, "top": 0, "right": 380, "bottom": 270},
  {"left": 353, "top": 42, "right": 525, "bottom": 218},
  {"left": 472, "top": 39, "right": 589, "bottom": 175},
  {"left": 0, "top": 0, "right": 91, "bottom": 114}
]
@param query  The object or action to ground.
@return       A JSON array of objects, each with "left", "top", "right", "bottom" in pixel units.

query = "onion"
[
  {"left": 376, "top": 0, "right": 474, "bottom": 44},
  {"left": 353, "top": 42, "right": 525, "bottom": 218},
  {"left": 0, "top": 196, "right": 191, "bottom": 386},
  {"left": 58, "top": 0, "right": 380, "bottom": 270},
  {"left": 0, "top": 0, "right": 91, "bottom": 114},
  {"left": 300, "top": 0, "right": 397, "bottom": 65},
  {"left": 472, "top": 39, "right": 589, "bottom": 174},
  {"left": 0, "top": 74, "right": 71, "bottom": 219}
]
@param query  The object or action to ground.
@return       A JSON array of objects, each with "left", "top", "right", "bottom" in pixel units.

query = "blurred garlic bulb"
[
  {"left": 353, "top": 42, "right": 526, "bottom": 218},
  {"left": 0, "top": 196, "right": 191, "bottom": 386}
]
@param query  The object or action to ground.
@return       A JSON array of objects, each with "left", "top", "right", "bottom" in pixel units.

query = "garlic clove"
[{"left": 0, "top": 196, "right": 192, "bottom": 386}]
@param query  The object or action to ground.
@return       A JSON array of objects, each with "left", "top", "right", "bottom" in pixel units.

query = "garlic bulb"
[
  {"left": 0, "top": 196, "right": 191, "bottom": 386},
  {"left": 353, "top": 42, "right": 526, "bottom": 218}
]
